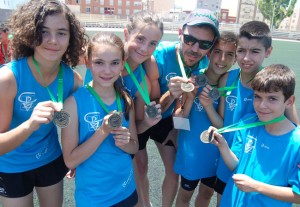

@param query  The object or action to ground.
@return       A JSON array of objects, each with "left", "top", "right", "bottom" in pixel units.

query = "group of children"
[{"left": 0, "top": 0, "right": 300, "bottom": 207}]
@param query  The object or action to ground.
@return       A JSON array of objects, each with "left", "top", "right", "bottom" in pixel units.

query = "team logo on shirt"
[
  {"left": 245, "top": 136, "right": 257, "bottom": 153},
  {"left": 18, "top": 92, "right": 37, "bottom": 111},
  {"left": 225, "top": 95, "right": 237, "bottom": 111},
  {"left": 84, "top": 112, "right": 102, "bottom": 131},
  {"left": 194, "top": 97, "right": 204, "bottom": 112},
  {"left": 166, "top": 72, "right": 177, "bottom": 82}
]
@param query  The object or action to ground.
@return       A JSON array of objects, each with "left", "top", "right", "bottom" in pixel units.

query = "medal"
[
  {"left": 200, "top": 130, "right": 214, "bottom": 143},
  {"left": 53, "top": 110, "right": 70, "bottom": 128},
  {"left": 195, "top": 74, "right": 208, "bottom": 87},
  {"left": 208, "top": 88, "right": 220, "bottom": 100},
  {"left": 108, "top": 113, "right": 122, "bottom": 128},
  {"left": 145, "top": 105, "right": 159, "bottom": 119},
  {"left": 181, "top": 82, "right": 195, "bottom": 92},
  {"left": 87, "top": 84, "right": 123, "bottom": 129}
]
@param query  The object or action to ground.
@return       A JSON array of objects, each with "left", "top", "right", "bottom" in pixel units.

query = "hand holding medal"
[
  {"left": 87, "top": 83, "right": 123, "bottom": 129},
  {"left": 200, "top": 115, "right": 286, "bottom": 144},
  {"left": 32, "top": 56, "right": 70, "bottom": 128},
  {"left": 124, "top": 62, "right": 160, "bottom": 119}
]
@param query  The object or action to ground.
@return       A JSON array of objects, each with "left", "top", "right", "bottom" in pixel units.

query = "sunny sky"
[{"left": 175, "top": 0, "right": 300, "bottom": 17}]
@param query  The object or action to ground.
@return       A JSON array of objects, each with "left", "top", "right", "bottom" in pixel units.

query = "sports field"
[{"left": 1, "top": 30, "right": 300, "bottom": 207}]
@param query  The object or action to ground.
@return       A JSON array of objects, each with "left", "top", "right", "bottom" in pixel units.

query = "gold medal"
[
  {"left": 181, "top": 82, "right": 195, "bottom": 92},
  {"left": 200, "top": 130, "right": 214, "bottom": 143}
]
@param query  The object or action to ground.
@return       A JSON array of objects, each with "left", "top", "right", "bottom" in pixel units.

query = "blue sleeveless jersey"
[
  {"left": 153, "top": 41, "right": 209, "bottom": 118},
  {"left": 174, "top": 69, "right": 220, "bottom": 179},
  {"left": 120, "top": 64, "right": 145, "bottom": 99},
  {"left": 221, "top": 114, "right": 300, "bottom": 207},
  {"left": 0, "top": 57, "right": 75, "bottom": 173},
  {"left": 73, "top": 86, "right": 135, "bottom": 207}
]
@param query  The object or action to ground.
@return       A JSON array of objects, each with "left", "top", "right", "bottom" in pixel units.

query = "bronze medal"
[
  {"left": 200, "top": 130, "right": 214, "bottom": 143},
  {"left": 208, "top": 88, "right": 220, "bottom": 100},
  {"left": 195, "top": 74, "right": 208, "bottom": 87},
  {"left": 181, "top": 82, "right": 195, "bottom": 92},
  {"left": 145, "top": 105, "right": 159, "bottom": 119},
  {"left": 53, "top": 110, "right": 70, "bottom": 128},
  {"left": 108, "top": 113, "right": 122, "bottom": 128}
]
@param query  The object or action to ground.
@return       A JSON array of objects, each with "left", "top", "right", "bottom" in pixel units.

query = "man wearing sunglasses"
[{"left": 136, "top": 9, "right": 220, "bottom": 207}]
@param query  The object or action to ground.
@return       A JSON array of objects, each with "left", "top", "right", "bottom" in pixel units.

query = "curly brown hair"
[{"left": 9, "top": 0, "right": 87, "bottom": 67}]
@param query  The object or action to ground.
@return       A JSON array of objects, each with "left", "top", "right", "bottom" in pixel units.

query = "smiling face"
[
  {"left": 179, "top": 25, "right": 215, "bottom": 67},
  {"left": 209, "top": 40, "right": 236, "bottom": 76},
  {"left": 89, "top": 43, "right": 124, "bottom": 88},
  {"left": 124, "top": 24, "right": 162, "bottom": 67},
  {"left": 236, "top": 37, "right": 272, "bottom": 74},
  {"left": 34, "top": 13, "right": 70, "bottom": 63},
  {"left": 254, "top": 90, "right": 293, "bottom": 122}
]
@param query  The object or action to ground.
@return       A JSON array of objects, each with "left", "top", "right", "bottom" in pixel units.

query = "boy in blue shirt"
[
  {"left": 215, "top": 21, "right": 299, "bottom": 201},
  {"left": 210, "top": 64, "right": 300, "bottom": 207}
]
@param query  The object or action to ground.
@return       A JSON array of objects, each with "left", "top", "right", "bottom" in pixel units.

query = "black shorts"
[
  {"left": 138, "top": 116, "right": 174, "bottom": 150},
  {"left": 0, "top": 155, "right": 68, "bottom": 198},
  {"left": 214, "top": 177, "right": 226, "bottom": 195},
  {"left": 111, "top": 190, "right": 138, "bottom": 207},
  {"left": 180, "top": 176, "right": 217, "bottom": 191}
]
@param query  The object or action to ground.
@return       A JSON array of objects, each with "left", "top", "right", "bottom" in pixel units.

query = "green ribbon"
[
  {"left": 87, "top": 83, "right": 122, "bottom": 114},
  {"left": 124, "top": 62, "right": 150, "bottom": 105},
  {"left": 216, "top": 115, "right": 286, "bottom": 134},
  {"left": 32, "top": 56, "right": 63, "bottom": 107}
]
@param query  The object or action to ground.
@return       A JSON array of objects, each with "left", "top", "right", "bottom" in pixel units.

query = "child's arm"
[
  {"left": 61, "top": 96, "right": 111, "bottom": 169},
  {"left": 112, "top": 104, "right": 139, "bottom": 154},
  {"left": 0, "top": 67, "right": 61, "bottom": 155},
  {"left": 210, "top": 127, "right": 238, "bottom": 171},
  {"left": 232, "top": 174, "right": 300, "bottom": 203},
  {"left": 199, "top": 84, "right": 223, "bottom": 128},
  {"left": 174, "top": 89, "right": 197, "bottom": 118},
  {"left": 135, "top": 101, "right": 161, "bottom": 134},
  {"left": 143, "top": 56, "right": 161, "bottom": 101}
]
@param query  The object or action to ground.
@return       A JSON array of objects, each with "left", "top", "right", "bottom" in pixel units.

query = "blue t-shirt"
[
  {"left": 221, "top": 114, "right": 300, "bottom": 207},
  {"left": 153, "top": 41, "right": 209, "bottom": 118},
  {"left": 174, "top": 69, "right": 220, "bottom": 180},
  {"left": 73, "top": 86, "right": 135, "bottom": 207},
  {"left": 0, "top": 57, "right": 74, "bottom": 173},
  {"left": 217, "top": 68, "right": 255, "bottom": 183}
]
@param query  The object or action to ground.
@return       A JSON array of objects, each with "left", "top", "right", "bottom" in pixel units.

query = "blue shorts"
[{"left": 0, "top": 155, "right": 68, "bottom": 198}]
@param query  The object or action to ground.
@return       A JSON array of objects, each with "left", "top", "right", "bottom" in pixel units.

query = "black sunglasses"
[{"left": 183, "top": 34, "right": 214, "bottom": 50}]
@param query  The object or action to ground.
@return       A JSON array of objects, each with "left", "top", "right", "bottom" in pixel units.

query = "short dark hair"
[
  {"left": 251, "top": 64, "right": 295, "bottom": 101},
  {"left": 0, "top": 23, "right": 9, "bottom": 32},
  {"left": 212, "top": 31, "right": 237, "bottom": 51},
  {"left": 239, "top": 21, "right": 272, "bottom": 50}
]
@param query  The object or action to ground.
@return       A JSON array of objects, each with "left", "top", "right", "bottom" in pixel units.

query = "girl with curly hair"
[{"left": 0, "top": 0, "right": 86, "bottom": 206}]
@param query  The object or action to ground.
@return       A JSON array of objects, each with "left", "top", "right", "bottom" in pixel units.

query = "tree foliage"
[{"left": 256, "top": 0, "right": 297, "bottom": 29}]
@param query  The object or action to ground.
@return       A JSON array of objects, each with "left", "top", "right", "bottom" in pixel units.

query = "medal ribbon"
[
  {"left": 87, "top": 83, "right": 122, "bottom": 114},
  {"left": 176, "top": 49, "right": 189, "bottom": 79},
  {"left": 215, "top": 115, "right": 286, "bottom": 134},
  {"left": 32, "top": 56, "right": 63, "bottom": 107},
  {"left": 124, "top": 62, "right": 150, "bottom": 105}
]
